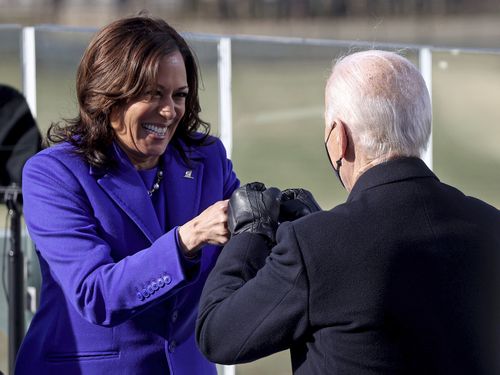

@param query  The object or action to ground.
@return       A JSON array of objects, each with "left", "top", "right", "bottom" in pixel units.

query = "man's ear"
[
  {"left": 336, "top": 120, "right": 349, "bottom": 159},
  {"left": 324, "top": 119, "right": 334, "bottom": 142}
]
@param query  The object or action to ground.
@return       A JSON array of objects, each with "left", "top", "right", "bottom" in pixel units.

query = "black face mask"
[{"left": 324, "top": 125, "right": 345, "bottom": 189}]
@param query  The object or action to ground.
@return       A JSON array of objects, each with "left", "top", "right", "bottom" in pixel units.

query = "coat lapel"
[
  {"left": 163, "top": 145, "right": 205, "bottom": 229},
  {"left": 92, "top": 145, "right": 163, "bottom": 243},
  {"left": 90, "top": 142, "right": 206, "bottom": 242}
]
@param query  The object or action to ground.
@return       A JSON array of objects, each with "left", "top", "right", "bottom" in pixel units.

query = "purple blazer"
[{"left": 15, "top": 136, "right": 239, "bottom": 374}]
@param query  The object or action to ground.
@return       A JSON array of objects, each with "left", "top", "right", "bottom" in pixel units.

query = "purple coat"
[{"left": 15, "top": 136, "right": 239, "bottom": 374}]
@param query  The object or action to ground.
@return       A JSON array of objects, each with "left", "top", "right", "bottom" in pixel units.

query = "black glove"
[
  {"left": 279, "top": 188, "right": 322, "bottom": 222},
  {"left": 228, "top": 182, "right": 282, "bottom": 243}
]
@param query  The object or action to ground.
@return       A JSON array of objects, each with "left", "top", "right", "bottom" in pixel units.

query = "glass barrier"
[
  {"left": 231, "top": 39, "right": 419, "bottom": 210},
  {"left": 185, "top": 38, "right": 220, "bottom": 136},
  {"left": 432, "top": 50, "right": 500, "bottom": 208},
  {"left": 35, "top": 27, "right": 95, "bottom": 135},
  {"left": 231, "top": 39, "right": 347, "bottom": 212},
  {"left": 0, "top": 26, "right": 22, "bottom": 91}
]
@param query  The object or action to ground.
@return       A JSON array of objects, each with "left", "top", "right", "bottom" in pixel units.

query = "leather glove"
[
  {"left": 279, "top": 188, "right": 322, "bottom": 222},
  {"left": 228, "top": 182, "right": 282, "bottom": 243}
]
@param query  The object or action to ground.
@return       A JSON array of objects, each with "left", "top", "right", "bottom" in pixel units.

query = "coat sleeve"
[
  {"left": 195, "top": 222, "right": 310, "bottom": 364},
  {"left": 22, "top": 153, "right": 197, "bottom": 327}
]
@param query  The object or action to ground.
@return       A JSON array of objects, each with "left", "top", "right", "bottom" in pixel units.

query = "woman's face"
[{"left": 111, "top": 51, "right": 188, "bottom": 170}]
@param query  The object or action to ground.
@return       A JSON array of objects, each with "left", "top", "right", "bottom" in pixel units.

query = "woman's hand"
[{"left": 178, "top": 200, "right": 230, "bottom": 256}]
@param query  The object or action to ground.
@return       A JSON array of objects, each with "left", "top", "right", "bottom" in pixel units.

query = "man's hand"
[
  {"left": 228, "top": 182, "right": 281, "bottom": 243},
  {"left": 279, "top": 188, "right": 322, "bottom": 222}
]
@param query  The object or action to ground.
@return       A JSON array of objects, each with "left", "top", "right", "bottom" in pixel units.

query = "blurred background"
[
  {"left": 1, "top": 1, "right": 499, "bottom": 374},
  {"left": 2, "top": 0, "right": 500, "bottom": 48}
]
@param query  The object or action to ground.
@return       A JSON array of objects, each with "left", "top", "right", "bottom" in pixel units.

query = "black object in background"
[
  {"left": 0, "top": 84, "right": 42, "bottom": 375},
  {"left": 0, "top": 84, "right": 42, "bottom": 186}
]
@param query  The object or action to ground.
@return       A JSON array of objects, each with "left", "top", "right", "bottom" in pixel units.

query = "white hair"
[{"left": 325, "top": 50, "right": 432, "bottom": 160}]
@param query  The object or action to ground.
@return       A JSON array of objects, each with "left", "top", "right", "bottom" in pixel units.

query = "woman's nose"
[{"left": 159, "top": 99, "right": 175, "bottom": 120}]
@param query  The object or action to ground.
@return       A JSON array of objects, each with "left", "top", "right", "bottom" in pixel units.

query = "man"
[{"left": 196, "top": 50, "right": 500, "bottom": 374}]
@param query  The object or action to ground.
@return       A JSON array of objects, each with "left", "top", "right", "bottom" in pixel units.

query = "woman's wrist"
[{"left": 178, "top": 220, "right": 201, "bottom": 256}]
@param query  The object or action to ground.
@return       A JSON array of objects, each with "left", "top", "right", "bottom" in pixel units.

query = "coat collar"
[
  {"left": 92, "top": 141, "right": 206, "bottom": 243},
  {"left": 347, "top": 157, "right": 438, "bottom": 203}
]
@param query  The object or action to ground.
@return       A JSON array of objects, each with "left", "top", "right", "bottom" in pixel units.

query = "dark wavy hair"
[{"left": 47, "top": 16, "right": 211, "bottom": 168}]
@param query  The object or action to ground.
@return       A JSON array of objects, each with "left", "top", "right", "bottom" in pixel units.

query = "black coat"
[{"left": 196, "top": 157, "right": 500, "bottom": 374}]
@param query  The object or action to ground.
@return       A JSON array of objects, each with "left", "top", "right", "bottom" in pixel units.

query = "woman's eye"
[
  {"left": 176, "top": 92, "right": 188, "bottom": 98},
  {"left": 143, "top": 90, "right": 162, "bottom": 100}
]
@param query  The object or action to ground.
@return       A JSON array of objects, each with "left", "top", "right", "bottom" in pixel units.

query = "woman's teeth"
[{"left": 142, "top": 123, "right": 168, "bottom": 137}]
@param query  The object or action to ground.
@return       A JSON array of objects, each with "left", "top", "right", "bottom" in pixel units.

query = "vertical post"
[
  {"left": 22, "top": 26, "right": 37, "bottom": 118},
  {"left": 9, "top": 25, "right": 37, "bottom": 373},
  {"left": 6, "top": 187, "right": 24, "bottom": 374},
  {"left": 218, "top": 37, "right": 233, "bottom": 158},
  {"left": 419, "top": 47, "right": 432, "bottom": 169},
  {"left": 217, "top": 37, "right": 237, "bottom": 375}
]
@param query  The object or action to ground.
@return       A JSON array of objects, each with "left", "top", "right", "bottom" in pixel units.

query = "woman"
[{"left": 15, "top": 16, "right": 239, "bottom": 374}]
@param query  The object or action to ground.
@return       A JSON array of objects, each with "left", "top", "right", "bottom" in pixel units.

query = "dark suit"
[{"left": 196, "top": 157, "right": 500, "bottom": 374}]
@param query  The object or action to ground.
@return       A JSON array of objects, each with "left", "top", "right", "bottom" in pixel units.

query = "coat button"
[
  {"left": 168, "top": 340, "right": 176, "bottom": 353},
  {"left": 157, "top": 278, "right": 165, "bottom": 287},
  {"left": 163, "top": 274, "right": 172, "bottom": 285},
  {"left": 147, "top": 285, "right": 155, "bottom": 295},
  {"left": 136, "top": 292, "right": 144, "bottom": 301},
  {"left": 152, "top": 281, "right": 159, "bottom": 291},
  {"left": 171, "top": 310, "right": 178, "bottom": 323},
  {"left": 142, "top": 288, "right": 150, "bottom": 298}
]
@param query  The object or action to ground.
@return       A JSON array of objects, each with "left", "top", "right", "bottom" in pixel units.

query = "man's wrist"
[{"left": 235, "top": 220, "right": 277, "bottom": 244}]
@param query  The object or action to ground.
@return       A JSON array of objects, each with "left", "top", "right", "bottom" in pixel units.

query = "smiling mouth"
[{"left": 142, "top": 123, "right": 170, "bottom": 138}]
